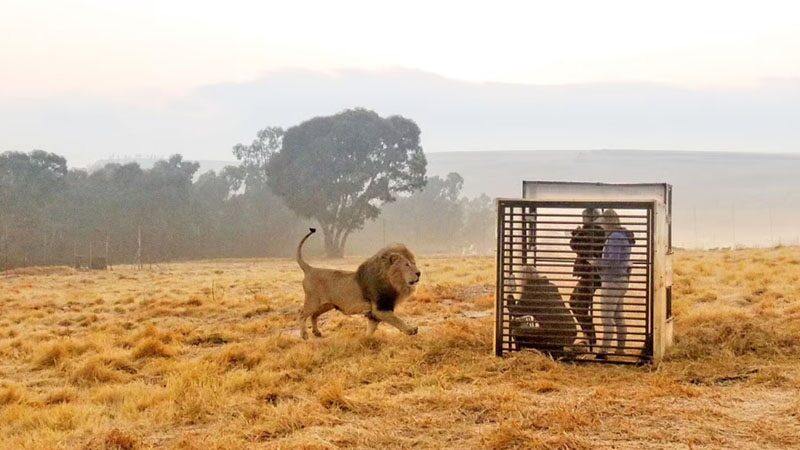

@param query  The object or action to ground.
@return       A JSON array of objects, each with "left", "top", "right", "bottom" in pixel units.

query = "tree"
[
  {"left": 461, "top": 193, "right": 495, "bottom": 254},
  {"left": 0, "top": 150, "right": 68, "bottom": 264},
  {"left": 233, "top": 126, "right": 284, "bottom": 189},
  {"left": 191, "top": 167, "right": 243, "bottom": 257},
  {"left": 143, "top": 155, "right": 200, "bottom": 259},
  {"left": 370, "top": 173, "right": 465, "bottom": 253},
  {"left": 0, "top": 150, "right": 309, "bottom": 267},
  {"left": 0, "top": 150, "right": 67, "bottom": 214},
  {"left": 266, "top": 108, "right": 427, "bottom": 257},
  {"left": 396, "top": 172, "right": 464, "bottom": 245}
]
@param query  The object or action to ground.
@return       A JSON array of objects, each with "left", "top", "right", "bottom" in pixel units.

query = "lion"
[
  {"left": 507, "top": 265, "right": 578, "bottom": 356},
  {"left": 295, "top": 228, "right": 421, "bottom": 339}
]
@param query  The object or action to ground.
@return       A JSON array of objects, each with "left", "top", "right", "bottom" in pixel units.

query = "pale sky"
[{"left": 3, "top": 0, "right": 800, "bottom": 99}]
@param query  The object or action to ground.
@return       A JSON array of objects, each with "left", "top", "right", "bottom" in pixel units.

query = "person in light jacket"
[{"left": 594, "top": 209, "right": 635, "bottom": 360}]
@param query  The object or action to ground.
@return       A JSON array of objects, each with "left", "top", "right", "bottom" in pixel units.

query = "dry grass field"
[{"left": 2, "top": 247, "right": 800, "bottom": 449}]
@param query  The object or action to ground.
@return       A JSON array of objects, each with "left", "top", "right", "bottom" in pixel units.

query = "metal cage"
[
  {"left": 495, "top": 200, "right": 653, "bottom": 363},
  {"left": 494, "top": 195, "right": 671, "bottom": 365}
]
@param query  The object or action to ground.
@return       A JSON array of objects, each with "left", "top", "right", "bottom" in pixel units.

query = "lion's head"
[
  {"left": 356, "top": 243, "right": 421, "bottom": 301},
  {"left": 376, "top": 244, "right": 421, "bottom": 295},
  {"left": 385, "top": 253, "right": 420, "bottom": 290}
]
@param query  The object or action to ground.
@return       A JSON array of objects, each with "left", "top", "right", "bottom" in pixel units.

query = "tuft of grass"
[
  {"left": 529, "top": 379, "right": 561, "bottom": 393},
  {"left": 42, "top": 387, "right": 77, "bottom": 405},
  {"left": 130, "top": 338, "right": 175, "bottom": 360},
  {"left": 213, "top": 345, "right": 262, "bottom": 370},
  {"left": 479, "top": 420, "right": 534, "bottom": 450},
  {"left": 316, "top": 380, "right": 353, "bottom": 411},
  {"left": 31, "top": 338, "right": 91, "bottom": 369},
  {"left": 165, "top": 362, "right": 226, "bottom": 425},
  {"left": 243, "top": 307, "right": 271, "bottom": 319},
  {"left": 70, "top": 357, "right": 128, "bottom": 385},
  {"left": 0, "top": 384, "right": 26, "bottom": 405},
  {"left": 249, "top": 400, "right": 336, "bottom": 442},
  {"left": 670, "top": 305, "right": 800, "bottom": 359},
  {"left": 187, "top": 333, "right": 231, "bottom": 347},
  {"left": 84, "top": 428, "right": 141, "bottom": 450}
]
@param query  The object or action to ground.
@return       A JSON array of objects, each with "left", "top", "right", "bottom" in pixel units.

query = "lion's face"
[{"left": 385, "top": 253, "right": 421, "bottom": 291}]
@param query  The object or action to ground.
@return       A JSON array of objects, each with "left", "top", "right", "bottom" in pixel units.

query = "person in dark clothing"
[
  {"left": 569, "top": 208, "right": 605, "bottom": 352},
  {"left": 508, "top": 266, "right": 577, "bottom": 356}
]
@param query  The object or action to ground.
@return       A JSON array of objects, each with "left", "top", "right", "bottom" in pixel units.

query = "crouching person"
[{"left": 508, "top": 266, "right": 578, "bottom": 356}]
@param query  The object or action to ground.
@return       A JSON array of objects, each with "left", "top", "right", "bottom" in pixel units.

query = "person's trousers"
[
  {"left": 598, "top": 277, "right": 629, "bottom": 354},
  {"left": 569, "top": 277, "right": 598, "bottom": 349}
]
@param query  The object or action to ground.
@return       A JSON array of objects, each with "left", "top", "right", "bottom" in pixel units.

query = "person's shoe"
[{"left": 595, "top": 353, "right": 607, "bottom": 361}]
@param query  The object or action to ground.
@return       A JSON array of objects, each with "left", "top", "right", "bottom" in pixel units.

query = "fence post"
[{"left": 136, "top": 226, "right": 143, "bottom": 270}]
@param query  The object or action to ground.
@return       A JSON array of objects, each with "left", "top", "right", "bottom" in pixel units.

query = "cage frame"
[{"left": 494, "top": 181, "right": 673, "bottom": 365}]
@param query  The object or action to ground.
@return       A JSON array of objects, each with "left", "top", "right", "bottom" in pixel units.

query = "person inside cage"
[
  {"left": 506, "top": 266, "right": 578, "bottom": 356},
  {"left": 568, "top": 207, "right": 604, "bottom": 352},
  {"left": 592, "top": 208, "right": 635, "bottom": 360}
]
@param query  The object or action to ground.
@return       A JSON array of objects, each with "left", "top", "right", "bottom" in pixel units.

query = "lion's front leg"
[
  {"left": 370, "top": 308, "right": 417, "bottom": 336},
  {"left": 364, "top": 311, "right": 382, "bottom": 336},
  {"left": 366, "top": 315, "right": 380, "bottom": 336}
]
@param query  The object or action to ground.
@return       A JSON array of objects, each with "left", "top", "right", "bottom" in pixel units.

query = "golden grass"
[{"left": 0, "top": 249, "right": 799, "bottom": 448}]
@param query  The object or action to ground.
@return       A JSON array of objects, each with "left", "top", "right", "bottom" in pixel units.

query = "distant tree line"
[
  {"left": 0, "top": 110, "right": 495, "bottom": 268},
  {"left": 349, "top": 173, "right": 495, "bottom": 255}
]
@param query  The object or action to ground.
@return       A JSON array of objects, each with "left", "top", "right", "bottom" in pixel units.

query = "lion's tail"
[{"left": 296, "top": 228, "right": 317, "bottom": 273}]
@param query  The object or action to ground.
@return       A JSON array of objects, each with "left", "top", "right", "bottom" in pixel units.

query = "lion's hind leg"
[
  {"left": 298, "top": 310, "right": 310, "bottom": 340},
  {"left": 311, "top": 304, "right": 335, "bottom": 338},
  {"left": 299, "top": 291, "right": 320, "bottom": 340}
]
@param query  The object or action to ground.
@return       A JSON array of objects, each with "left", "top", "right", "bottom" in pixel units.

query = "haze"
[
  {"left": 3, "top": 0, "right": 800, "bottom": 164},
  {"left": 4, "top": 0, "right": 800, "bottom": 97}
]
